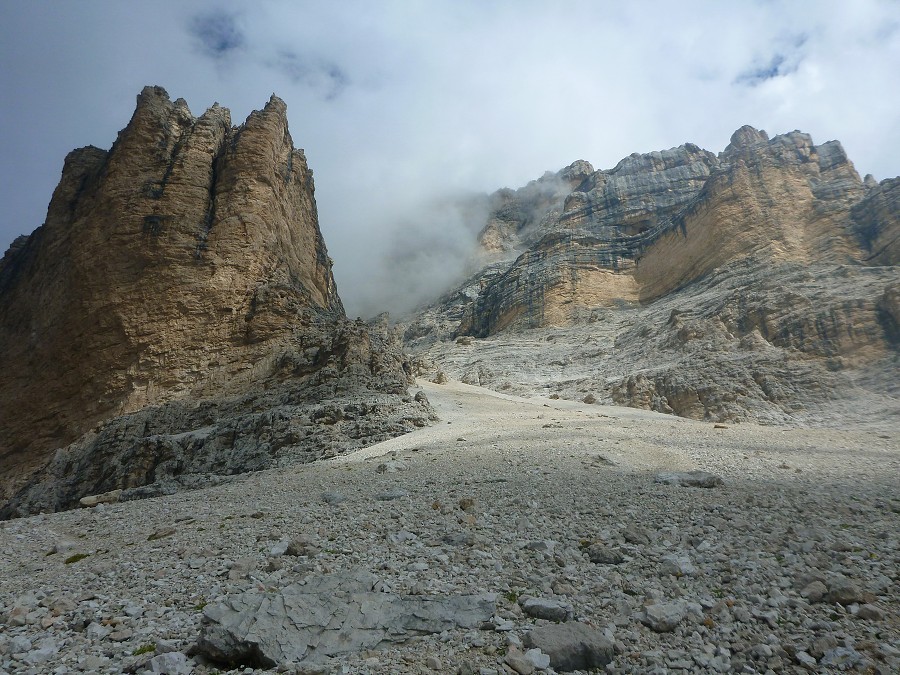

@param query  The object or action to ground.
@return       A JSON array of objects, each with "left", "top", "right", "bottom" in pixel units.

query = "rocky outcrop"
[
  {"left": 456, "top": 128, "right": 875, "bottom": 337},
  {"left": 0, "top": 87, "right": 426, "bottom": 514},
  {"left": 193, "top": 569, "right": 496, "bottom": 668},
  {"left": 852, "top": 177, "right": 900, "bottom": 265},
  {"left": 405, "top": 126, "right": 899, "bottom": 423}
]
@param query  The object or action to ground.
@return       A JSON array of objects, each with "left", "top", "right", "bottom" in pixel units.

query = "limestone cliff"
[
  {"left": 0, "top": 87, "right": 429, "bottom": 516},
  {"left": 406, "top": 126, "right": 899, "bottom": 424}
]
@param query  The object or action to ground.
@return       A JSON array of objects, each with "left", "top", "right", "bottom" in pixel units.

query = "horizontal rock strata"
[{"left": 406, "top": 126, "right": 899, "bottom": 423}]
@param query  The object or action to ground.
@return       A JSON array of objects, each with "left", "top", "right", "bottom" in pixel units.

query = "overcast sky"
[{"left": 2, "top": 1, "right": 899, "bottom": 316}]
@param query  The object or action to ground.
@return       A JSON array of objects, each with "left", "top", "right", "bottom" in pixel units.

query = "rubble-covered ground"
[{"left": 1, "top": 380, "right": 897, "bottom": 674}]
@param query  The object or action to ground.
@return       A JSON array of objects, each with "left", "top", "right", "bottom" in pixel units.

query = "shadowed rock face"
[
  {"left": 406, "top": 126, "right": 899, "bottom": 424},
  {"left": 0, "top": 86, "right": 423, "bottom": 512}
]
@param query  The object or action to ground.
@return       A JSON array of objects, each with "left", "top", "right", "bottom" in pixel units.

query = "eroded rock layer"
[
  {"left": 0, "top": 87, "right": 427, "bottom": 515},
  {"left": 407, "top": 127, "right": 899, "bottom": 423}
]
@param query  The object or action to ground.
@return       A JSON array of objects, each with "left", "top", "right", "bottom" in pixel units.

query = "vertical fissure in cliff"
[{"left": 196, "top": 142, "right": 224, "bottom": 260}]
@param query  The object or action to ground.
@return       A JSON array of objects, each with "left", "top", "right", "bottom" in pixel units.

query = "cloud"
[
  {"left": 189, "top": 9, "right": 244, "bottom": 58},
  {"left": 735, "top": 53, "right": 795, "bottom": 85},
  {"left": 734, "top": 33, "right": 807, "bottom": 86},
  {"left": 271, "top": 50, "right": 349, "bottom": 101},
  {"left": 1, "top": 0, "right": 899, "bottom": 319}
]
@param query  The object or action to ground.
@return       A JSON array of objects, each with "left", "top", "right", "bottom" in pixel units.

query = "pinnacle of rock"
[{"left": 0, "top": 87, "right": 427, "bottom": 516}]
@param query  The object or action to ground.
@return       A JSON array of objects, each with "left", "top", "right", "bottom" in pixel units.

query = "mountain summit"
[
  {"left": 406, "top": 127, "right": 899, "bottom": 424},
  {"left": 0, "top": 87, "right": 430, "bottom": 516}
]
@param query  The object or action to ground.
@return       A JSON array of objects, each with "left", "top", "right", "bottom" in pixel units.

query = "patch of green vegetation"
[
  {"left": 503, "top": 590, "right": 520, "bottom": 603},
  {"left": 132, "top": 644, "right": 155, "bottom": 656},
  {"left": 64, "top": 553, "right": 90, "bottom": 564},
  {"left": 193, "top": 601, "right": 207, "bottom": 611}
]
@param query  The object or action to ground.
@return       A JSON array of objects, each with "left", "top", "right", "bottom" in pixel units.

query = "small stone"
[
  {"left": 86, "top": 621, "right": 111, "bottom": 640},
  {"left": 109, "top": 628, "right": 134, "bottom": 641},
  {"left": 586, "top": 544, "right": 624, "bottom": 564},
  {"left": 147, "top": 527, "right": 176, "bottom": 541},
  {"left": 658, "top": 554, "right": 697, "bottom": 577},
  {"left": 375, "top": 488, "right": 408, "bottom": 501},
  {"left": 640, "top": 601, "right": 687, "bottom": 633},
  {"left": 9, "top": 635, "right": 33, "bottom": 654},
  {"left": 147, "top": 651, "right": 193, "bottom": 674},
  {"left": 79, "top": 655, "right": 109, "bottom": 670},
  {"left": 506, "top": 649, "right": 536, "bottom": 674},
  {"left": 270, "top": 539, "right": 290, "bottom": 556},
  {"left": 622, "top": 525, "right": 651, "bottom": 545},
  {"left": 857, "top": 603, "right": 884, "bottom": 621},
  {"left": 458, "top": 497, "right": 477, "bottom": 513},
  {"left": 442, "top": 531, "right": 475, "bottom": 547},
  {"left": 426, "top": 656, "right": 442, "bottom": 670},
  {"left": 525, "top": 648, "right": 551, "bottom": 670},
  {"left": 522, "top": 597, "right": 573, "bottom": 622},
  {"left": 800, "top": 580, "right": 827, "bottom": 603},
  {"left": 321, "top": 491, "right": 347, "bottom": 505},
  {"left": 7, "top": 605, "right": 28, "bottom": 626},
  {"left": 286, "top": 535, "right": 319, "bottom": 557},
  {"left": 795, "top": 651, "right": 817, "bottom": 669},
  {"left": 820, "top": 647, "right": 864, "bottom": 669},
  {"left": 227, "top": 557, "right": 254, "bottom": 580},
  {"left": 826, "top": 577, "right": 863, "bottom": 605},
  {"left": 654, "top": 471, "right": 723, "bottom": 488},
  {"left": 23, "top": 644, "right": 57, "bottom": 666},
  {"left": 525, "top": 623, "right": 614, "bottom": 671},
  {"left": 810, "top": 635, "right": 839, "bottom": 659},
  {"left": 155, "top": 639, "right": 179, "bottom": 654},
  {"left": 79, "top": 489, "right": 123, "bottom": 507}
]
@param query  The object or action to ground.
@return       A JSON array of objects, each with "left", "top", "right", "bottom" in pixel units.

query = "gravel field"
[{"left": 1, "top": 380, "right": 898, "bottom": 674}]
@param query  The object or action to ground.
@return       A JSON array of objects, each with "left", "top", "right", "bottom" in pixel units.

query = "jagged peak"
[
  {"left": 558, "top": 160, "right": 594, "bottom": 184},
  {"left": 261, "top": 93, "right": 288, "bottom": 118},
  {"left": 609, "top": 143, "right": 717, "bottom": 177},
  {"left": 727, "top": 125, "right": 769, "bottom": 149},
  {"left": 137, "top": 84, "right": 170, "bottom": 103}
]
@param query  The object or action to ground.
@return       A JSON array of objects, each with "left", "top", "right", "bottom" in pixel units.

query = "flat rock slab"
[
  {"left": 654, "top": 470, "right": 724, "bottom": 488},
  {"left": 524, "top": 623, "right": 614, "bottom": 672},
  {"left": 193, "top": 569, "right": 496, "bottom": 667}
]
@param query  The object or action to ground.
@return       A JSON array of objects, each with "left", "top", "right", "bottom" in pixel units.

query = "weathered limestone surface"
[
  {"left": 193, "top": 569, "right": 496, "bottom": 667},
  {"left": 406, "top": 126, "right": 899, "bottom": 423},
  {"left": 0, "top": 87, "right": 425, "bottom": 513},
  {"left": 852, "top": 176, "right": 900, "bottom": 266}
]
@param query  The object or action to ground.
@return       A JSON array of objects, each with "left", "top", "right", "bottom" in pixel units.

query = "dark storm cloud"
[
  {"left": 189, "top": 9, "right": 245, "bottom": 58},
  {"left": 272, "top": 50, "right": 349, "bottom": 101}
]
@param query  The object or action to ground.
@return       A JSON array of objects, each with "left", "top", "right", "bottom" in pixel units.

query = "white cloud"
[{"left": 1, "top": 0, "right": 898, "bottom": 316}]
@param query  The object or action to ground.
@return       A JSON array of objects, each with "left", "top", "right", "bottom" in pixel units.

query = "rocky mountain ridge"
[
  {"left": 0, "top": 87, "right": 432, "bottom": 517},
  {"left": 406, "top": 126, "right": 899, "bottom": 424}
]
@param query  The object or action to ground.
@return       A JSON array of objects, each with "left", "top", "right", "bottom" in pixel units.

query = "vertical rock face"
[
  {"left": 456, "top": 127, "right": 878, "bottom": 337},
  {"left": 406, "top": 126, "right": 899, "bottom": 424},
  {"left": 0, "top": 87, "right": 425, "bottom": 513},
  {"left": 851, "top": 177, "right": 900, "bottom": 265}
]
